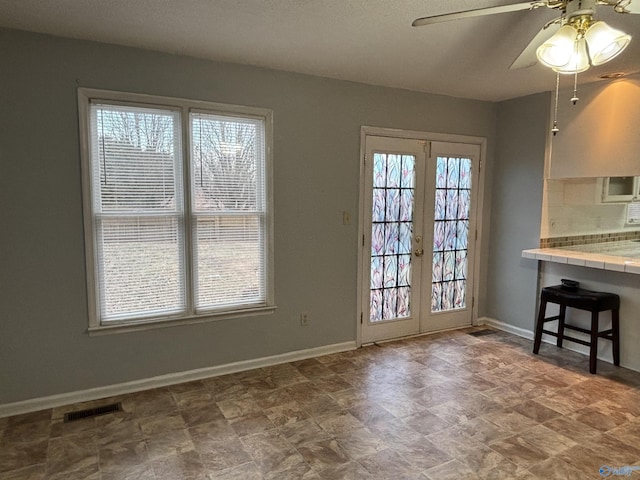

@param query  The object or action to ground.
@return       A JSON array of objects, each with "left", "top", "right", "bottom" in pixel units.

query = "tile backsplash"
[
  {"left": 541, "top": 177, "right": 640, "bottom": 238},
  {"left": 540, "top": 231, "right": 640, "bottom": 248}
]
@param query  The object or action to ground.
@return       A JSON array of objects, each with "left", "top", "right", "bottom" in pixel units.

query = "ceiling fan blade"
[
  {"left": 509, "top": 21, "right": 560, "bottom": 70},
  {"left": 412, "top": 1, "right": 546, "bottom": 27},
  {"left": 614, "top": 0, "right": 640, "bottom": 13}
]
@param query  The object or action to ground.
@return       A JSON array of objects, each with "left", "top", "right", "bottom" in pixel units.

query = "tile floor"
[{"left": 2, "top": 327, "right": 640, "bottom": 479}]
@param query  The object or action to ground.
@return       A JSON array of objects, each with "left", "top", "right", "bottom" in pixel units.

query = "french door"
[{"left": 360, "top": 135, "right": 481, "bottom": 344}]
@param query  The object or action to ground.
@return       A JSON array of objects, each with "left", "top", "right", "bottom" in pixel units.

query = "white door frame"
[{"left": 356, "top": 126, "right": 487, "bottom": 347}]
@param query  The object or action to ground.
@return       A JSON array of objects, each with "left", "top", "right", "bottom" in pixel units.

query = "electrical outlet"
[{"left": 300, "top": 313, "right": 309, "bottom": 326}]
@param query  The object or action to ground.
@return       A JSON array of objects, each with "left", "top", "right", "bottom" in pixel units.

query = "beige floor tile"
[
  {"left": 511, "top": 399, "right": 563, "bottom": 423},
  {"left": 98, "top": 438, "right": 148, "bottom": 473},
  {"left": 317, "top": 461, "right": 375, "bottom": 480},
  {"left": 297, "top": 438, "right": 351, "bottom": 471},
  {"left": 45, "top": 430, "right": 98, "bottom": 476},
  {"left": 347, "top": 399, "right": 398, "bottom": 427},
  {"left": 240, "top": 429, "right": 303, "bottom": 474},
  {"left": 139, "top": 411, "right": 187, "bottom": 436},
  {"left": 510, "top": 424, "right": 577, "bottom": 457},
  {"left": 425, "top": 427, "right": 481, "bottom": 459},
  {"left": 216, "top": 397, "right": 263, "bottom": 420},
  {"left": 279, "top": 418, "right": 332, "bottom": 447},
  {"left": 208, "top": 462, "right": 263, "bottom": 480},
  {"left": 174, "top": 389, "right": 214, "bottom": 411},
  {"left": 0, "top": 464, "right": 46, "bottom": 480},
  {"left": 605, "top": 417, "right": 640, "bottom": 449},
  {"left": 528, "top": 456, "right": 593, "bottom": 480},
  {"left": 181, "top": 404, "right": 226, "bottom": 428},
  {"left": 95, "top": 417, "right": 144, "bottom": 447},
  {"left": 391, "top": 439, "right": 452, "bottom": 471},
  {"left": 483, "top": 410, "right": 540, "bottom": 435},
  {"left": 263, "top": 401, "right": 309, "bottom": 427},
  {"left": 315, "top": 410, "right": 366, "bottom": 436},
  {"left": 424, "top": 459, "right": 481, "bottom": 480},
  {"left": 454, "top": 416, "right": 512, "bottom": 444},
  {"left": 144, "top": 427, "right": 195, "bottom": 460},
  {"left": 333, "top": 427, "right": 387, "bottom": 460},
  {"left": 358, "top": 448, "right": 426, "bottom": 479},
  {"left": 427, "top": 400, "right": 476, "bottom": 425},
  {"left": 488, "top": 435, "right": 549, "bottom": 469},
  {"left": 251, "top": 387, "right": 296, "bottom": 410},
  {"left": 198, "top": 437, "right": 252, "bottom": 472},
  {"left": 541, "top": 414, "right": 603, "bottom": 442},
  {"left": 152, "top": 451, "right": 208, "bottom": 480},
  {"left": 229, "top": 411, "right": 276, "bottom": 437},
  {"left": 47, "top": 462, "right": 101, "bottom": 480},
  {"left": 570, "top": 399, "right": 638, "bottom": 432},
  {"left": 455, "top": 444, "right": 516, "bottom": 477}
]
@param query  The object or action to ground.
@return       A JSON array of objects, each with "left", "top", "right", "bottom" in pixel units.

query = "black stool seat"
[{"left": 533, "top": 285, "right": 620, "bottom": 374}]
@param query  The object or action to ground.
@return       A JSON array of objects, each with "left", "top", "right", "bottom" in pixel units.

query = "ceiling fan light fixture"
[
  {"left": 536, "top": 24, "right": 578, "bottom": 68},
  {"left": 585, "top": 21, "right": 632, "bottom": 65},
  {"left": 552, "top": 36, "right": 591, "bottom": 74}
]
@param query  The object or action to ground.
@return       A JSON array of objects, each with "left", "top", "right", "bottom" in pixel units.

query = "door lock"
[{"left": 414, "top": 235, "right": 424, "bottom": 257}]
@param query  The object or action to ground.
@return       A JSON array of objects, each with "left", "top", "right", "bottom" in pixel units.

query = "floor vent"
[
  {"left": 63, "top": 402, "right": 122, "bottom": 423},
  {"left": 467, "top": 329, "right": 497, "bottom": 337}
]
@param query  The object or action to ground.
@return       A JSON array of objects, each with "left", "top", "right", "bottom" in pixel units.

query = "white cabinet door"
[{"left": 550, "top": 76, "right": 640, "bottom": 178}]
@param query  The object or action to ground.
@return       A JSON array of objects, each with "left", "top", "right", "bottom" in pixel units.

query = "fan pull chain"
[
  {"left": 552, "top": 71, "right": 560, "bottom": 136},
  {"left": 570, "top": 37, "right": 580, "bottom": 105},
  {"left": 571, "top": 70, "right": 579, "bottom": 105}
]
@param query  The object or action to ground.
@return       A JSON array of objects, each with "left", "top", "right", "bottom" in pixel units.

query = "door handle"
[{"left": 414, "top": 235, "right": 423, "bottom": 257}]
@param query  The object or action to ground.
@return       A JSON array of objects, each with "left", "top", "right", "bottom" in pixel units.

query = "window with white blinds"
[
  {"left": 80, "top": 90, "right": 273, "bottom": 330},
  {"left": 191, "top": 113, "right": 266, "bottom": 311}
]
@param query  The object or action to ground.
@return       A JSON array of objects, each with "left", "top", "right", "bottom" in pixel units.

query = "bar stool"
[{"left": 533, "top": 284, "right": 620, "bottom": 374}]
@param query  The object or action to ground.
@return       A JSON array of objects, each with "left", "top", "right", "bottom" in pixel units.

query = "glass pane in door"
[
  {"left": 370, "top": 153, "right": 415, "bottom": 322},
  {"left": 431, "top": 156, "right": 472, "bottom": 313}
]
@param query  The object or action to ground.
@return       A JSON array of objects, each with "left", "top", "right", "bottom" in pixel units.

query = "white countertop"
[{"left": 522, "top": 241, "right": 640, "bottom": 274}]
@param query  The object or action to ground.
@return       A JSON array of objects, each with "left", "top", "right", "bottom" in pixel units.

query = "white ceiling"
[{"left": 1, "top": 0, "right": 639, "bottom": 101}]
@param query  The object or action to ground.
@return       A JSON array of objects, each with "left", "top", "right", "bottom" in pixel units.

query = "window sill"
[{"left": 87, "top": 305, "right": 277, "bottom": 336}]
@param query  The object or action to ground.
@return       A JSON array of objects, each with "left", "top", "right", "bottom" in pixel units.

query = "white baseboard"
[
  {"left": 479, "top": 317, "right": 534, "bottom": 340},
  {"left": 0, "top": 341, "right": 356, "bottom": 419}
]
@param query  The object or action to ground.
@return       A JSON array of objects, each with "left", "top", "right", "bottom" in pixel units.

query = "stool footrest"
[
  {"left": 540, "top": 329, "right": 592, "bottom": 348},
  {"left": 599, "top": 329, "right": 613, "bottom": 339},
  {"left": 546, "top": 322, "right": 614, "bottom": 339},
  {"left": 563, "top": 323, "right": 590, "bottom": 336},
  {"left": 558, "top": 335, "right": 591, "bottom": 348}
]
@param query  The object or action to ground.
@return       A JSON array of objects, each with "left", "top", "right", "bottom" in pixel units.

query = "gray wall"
[
  {"left": 485, "top": 93, "right": 549, "bottom": 330},
  {"left": 0, "top": 28, "right": 498, "bottom": 404}
]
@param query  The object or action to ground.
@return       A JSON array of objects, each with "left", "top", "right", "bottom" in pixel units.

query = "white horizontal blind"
[
  {"left": 190, "top": 112, "right": 266, "bottom": 311},
  {"left": 90, "top": 103, "right": 186, "bottom": 321}
]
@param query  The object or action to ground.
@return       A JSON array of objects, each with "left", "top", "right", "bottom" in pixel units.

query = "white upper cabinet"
[
  {"left": 549, "top": 75, "right": 640, "bottom": 179},
  {"left": 601, "top": 176, "right": 640, "bottom": 202}
]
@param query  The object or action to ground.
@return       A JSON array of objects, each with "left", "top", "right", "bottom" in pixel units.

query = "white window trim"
[{"left": 78, "top": 88, "right": 275, "bottom": 335}]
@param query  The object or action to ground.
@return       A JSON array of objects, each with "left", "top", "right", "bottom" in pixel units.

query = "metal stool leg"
[
  {"left": 590, "top": 311, "right": 599, "bottom": 374},
  {"left": 533, "top": 298, "right": 547, "bottom": 355},
  {"left": 556, "top": 304, "right": 566, "bottom": 348},
  {"left": 612, "top": 308, "right": 620, "bottom": 367}
]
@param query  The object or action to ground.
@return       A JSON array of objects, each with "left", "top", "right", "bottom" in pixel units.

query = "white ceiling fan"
[{"left": 412, "top": 0, "right": 640, "bottom": 71}]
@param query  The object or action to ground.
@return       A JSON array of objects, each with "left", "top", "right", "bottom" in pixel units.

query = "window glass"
[{"left": 81, "top": 91, "right": 272, "bottom": 329}]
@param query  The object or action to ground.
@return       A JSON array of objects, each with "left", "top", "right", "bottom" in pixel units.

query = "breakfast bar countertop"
[{"left": 522, "top": 240, "right": 640, "bottom": 274}]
